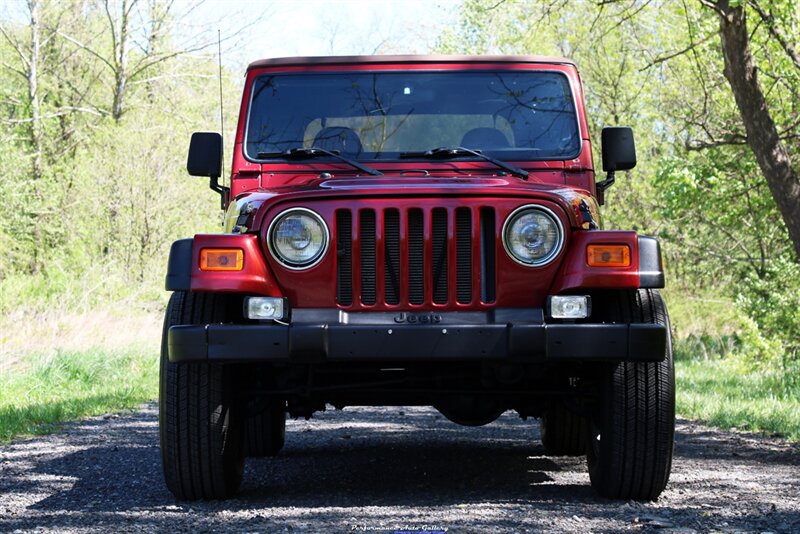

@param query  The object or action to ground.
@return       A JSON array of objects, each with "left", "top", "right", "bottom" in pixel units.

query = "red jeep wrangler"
[{"left": 161, "top": 55, "right": 674, "bottom": 502}]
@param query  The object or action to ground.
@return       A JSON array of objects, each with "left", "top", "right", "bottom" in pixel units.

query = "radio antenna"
[{"left": 217, "top": 29, "right": 226, "bottom": 206}]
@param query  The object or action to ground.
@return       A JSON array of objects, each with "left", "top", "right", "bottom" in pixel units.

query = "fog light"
[
  {"left": 549, "top": 295, "right": 590, "bottom": 319},
  {"left": 247, "top": 297, "right": 286, "bottom": 320}
]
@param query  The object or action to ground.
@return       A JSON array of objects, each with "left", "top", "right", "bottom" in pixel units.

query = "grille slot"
[
  {"left": 408, "top": 209, "right": 425, "bottom": 305},
  {"left": 383, "top": 209, "right": 400, "bottom": 305},
  {"left": 432, "top": 208, "right": 448, "bottom": 304},
  {"left": 480, "top": 207, "right": 496, "bottom": 303},
  {"left": 336, "top": 210, "right": 352, "bottom": 306},
  {"left": 456, "top": 208, "right": 472, "bottom": 303},
  {"left": 360, "top": 210, "right": 376, "bottom": 305}
]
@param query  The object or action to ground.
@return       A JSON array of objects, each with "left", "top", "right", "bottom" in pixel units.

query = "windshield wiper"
[
  {"left": 399, "top": 147, "right": 528, "bottom": 180},
  {"left": 257, "top": 147, "right": 383, "bottom": 176}
]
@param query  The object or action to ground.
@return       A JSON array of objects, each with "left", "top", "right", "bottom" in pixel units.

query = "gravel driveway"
[{"left": 0, "top": 404, "right": 798, "bottom": 533}]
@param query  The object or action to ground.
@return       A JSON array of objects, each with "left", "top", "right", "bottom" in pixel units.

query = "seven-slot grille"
[{"left": 336, "top": 207, "right": 496, "bottom": 307}]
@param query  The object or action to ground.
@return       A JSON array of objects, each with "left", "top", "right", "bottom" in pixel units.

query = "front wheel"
[
  {"left": 159, "top": 292, "right": 245, "bottom": 501},
  {"left": 587, "top": 289, "right": 675, "bottom": 501}
]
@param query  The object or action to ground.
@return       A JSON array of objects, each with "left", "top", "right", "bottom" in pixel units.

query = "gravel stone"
[{"left": 0, "top": 404, "right": 798, "bottom": 533}]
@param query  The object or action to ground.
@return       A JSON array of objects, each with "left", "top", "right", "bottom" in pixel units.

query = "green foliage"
[
  {"left": 0, "top": 0, "right": 797, "bottom": 442},
  {"left": 0, "top": 348, "right": 158, "bottom": 442},
  {"left": 0, "top": 2, "right": 239, "bottom": 313},
  {"left": 674, "top": 313, "right": 783, "bottom": 365},
  {"left": 655, "top": 148, "right": 789, "bottom": 283},
  {"left": 668, "top": 287, "right": 783, "bottom": 366},
  {"left": 736, "top": 256, "right": 800, "bottom": 360},
  {"left": 668, "top": 267, "right": 798, "bottom": 444},
  {"left": 0, "top": 2, "right": 241, "bottom": 442},
  {"left": 656, "top": 148, "right": 798, "bottom": 360},
  {"left": 437, "top": 0, "right": 800, "bottom": 375}
]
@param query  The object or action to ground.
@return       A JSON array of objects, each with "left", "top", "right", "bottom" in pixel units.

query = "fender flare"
[
  {"left": 165, "top": 238, "right": 193, "bottom": 291},
  {"left": 638, "top": 236, "right": 665, "bottom": 288}
]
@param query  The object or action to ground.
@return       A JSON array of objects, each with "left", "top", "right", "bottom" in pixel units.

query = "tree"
[
  {"left": 436, "top": 0, "right": 800, "bottom": 258},
  {"left": 0, "top": 0, "right": 44, "bottom": 181},
  {"left": 435, "top": 0, "right": 800, "bottom": 359},
  {"left": 0, "top": 0, "right": 239, "bottom": 282},
  {"left": 701, "top": 0, "right": 800, "bottom": 261},
  {"left": 56, "top": 0, "right": 262, "bottom": 122},
  {"left": 0, "top": 0, "right": 51, "bottom": 272}
]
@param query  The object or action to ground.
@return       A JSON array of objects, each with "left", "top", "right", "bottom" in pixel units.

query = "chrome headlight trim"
[
  {"left": 501, "top": 204, "right": 565, "bottom": 267},
  {"left": 223, "top": 201, "right": 244, "bottom": 233},
  {"left": 267, "top": 207, "right": 330, "bottom": 270}
]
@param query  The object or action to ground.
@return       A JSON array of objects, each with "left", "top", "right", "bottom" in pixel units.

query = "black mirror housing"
[
  {"left": 601, "top": 127, "right": 636, "bottom": 172},
  {"left": 187, "top": 132, "right": 222, "bottom": 178}
]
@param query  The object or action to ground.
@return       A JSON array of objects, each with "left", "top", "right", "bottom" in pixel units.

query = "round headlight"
[
  {"left": 268, "top": 208, "right": 329, "bottom": 269},
  {"left": 502, "top": 206, "right": 564, "bottom": 266}
]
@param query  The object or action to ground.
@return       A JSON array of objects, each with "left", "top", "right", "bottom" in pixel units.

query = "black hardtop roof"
[{"left": 247, "top": 54, "right": 577, "bottom": 70}]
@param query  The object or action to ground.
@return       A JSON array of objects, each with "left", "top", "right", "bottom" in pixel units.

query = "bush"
[{"left": 736, "top": 254, "right": 800, "bottom": 363}]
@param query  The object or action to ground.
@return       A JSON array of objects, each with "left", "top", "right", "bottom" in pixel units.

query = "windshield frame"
[{"left": 242, "top": 68, "right": 584, "bottom": 166}]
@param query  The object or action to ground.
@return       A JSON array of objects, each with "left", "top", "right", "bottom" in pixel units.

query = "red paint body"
[
  {"left": 549, "top": 231, "right": 641, "bottom": 294},
  {"left": 188, "top": 56, "right": 650, "bottom": 309},
  {"left": 191, "top": 234, "right": 281, "bottom": 297}
]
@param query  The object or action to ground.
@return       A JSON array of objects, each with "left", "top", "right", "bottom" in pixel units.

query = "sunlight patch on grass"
[
  {"left": 676, "top": 358, "right": 800, "bottom": 442},
  {"left": 0, "top": 309, "right": 161, "bottom": 372},
  {"left": 0, "top": 348, "right": 158, "bottom": 442}
]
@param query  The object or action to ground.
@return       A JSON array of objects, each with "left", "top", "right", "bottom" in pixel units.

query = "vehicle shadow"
[
  {"left": 21, "top": 406, "right": 591, "bottom": 512},
  {"left": 0, "top": 405, "right": 797, "bottom": 533}
]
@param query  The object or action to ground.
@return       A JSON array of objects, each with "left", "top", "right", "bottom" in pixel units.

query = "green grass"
[
  {"left": 0, "top": 348, "right": 158, "bottom": 442},
  {"left": 1, "top": 289, "right": 797, "bottom": 445},
  {"left": 676, "top": 356, "right": 800, "bottom": 442},
  {"left": 666, "top": 290, "right": 800, "bottom": 442}
]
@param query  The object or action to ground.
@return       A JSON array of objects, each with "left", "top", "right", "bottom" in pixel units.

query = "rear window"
[{"left": 245, "top": 70, "right": 580, "bottom": 161}]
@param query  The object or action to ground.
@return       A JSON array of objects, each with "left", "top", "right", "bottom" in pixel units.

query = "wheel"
[
  {"left": 540, "top": 402, "right": 587, "bottom": 456},
  {"left": 159, "top": 291, "right": 245, "bottom": 500},
  {"left": 587, "top": 289, "right": 675, "bottom": 501},
  {"left": 244, "top": 399, "right": 286, "bottom": 457}
]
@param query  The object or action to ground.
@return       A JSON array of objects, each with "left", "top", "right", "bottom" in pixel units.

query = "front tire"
[
  {"left": 587, "top": 289, "right": 675, "bottom": 501},
  {"left": 159, "top": 292, "right": 245, "bottom": 501}
]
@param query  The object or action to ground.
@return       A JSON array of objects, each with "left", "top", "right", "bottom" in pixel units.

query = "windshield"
[{"left": 245, "top": 70, "right": 580, "bottom": 162}]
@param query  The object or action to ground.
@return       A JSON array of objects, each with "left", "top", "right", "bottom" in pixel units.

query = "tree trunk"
[
  {"left": 111, "top": 0, "right": 130, "bottom": 121},
  {"left": 713, "top": 0, "right": 800, "bottom": 261},
  {"left": 27, "top": 0, "right": 44, "bottom": 273},
  {"left": 145, "top": 0, "right": 166, "bottom": 103},
  {"left": 27, "top": 0, "right": 42, "bottom": 183}
]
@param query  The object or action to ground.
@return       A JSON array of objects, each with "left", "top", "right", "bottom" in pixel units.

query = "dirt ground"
[{"left": 0, "top": 404, "right": 798, "bottom": 533}]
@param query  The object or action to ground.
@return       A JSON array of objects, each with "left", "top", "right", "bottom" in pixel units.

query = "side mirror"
[
  {"left": 596, "top": 127, "right": 636, "bottom": 204},
  {"left": 601, "top": 126, "right": 636, "bottom": 172},
  {"left": 187, "top": 132, "right": 228, "bottom": 209},
  {"left": 187, "top": 132, "right": 222, "bottom": 177}
]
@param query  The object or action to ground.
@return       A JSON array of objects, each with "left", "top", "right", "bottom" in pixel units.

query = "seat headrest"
[
  {"left": 312, "top": 127, "right": 363, "bottom": 155},
  {"left": 460, "top": 128, "right": 511, "bottom": 150}
]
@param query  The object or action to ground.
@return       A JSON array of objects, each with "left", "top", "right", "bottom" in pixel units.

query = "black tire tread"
[
  {"left": 159, "top": 291, "right": 244, "bottom": 501},
  {"left": 587, "top": 289, "right": 675, "bottom": 501}
]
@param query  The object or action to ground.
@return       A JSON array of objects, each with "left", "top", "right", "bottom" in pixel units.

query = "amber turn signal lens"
[
  {"left": 586, "top": 244, "right": 631, "bottom": 267},
  {"left": 199, "top": 248, "right": 244, "bottom": 271}
]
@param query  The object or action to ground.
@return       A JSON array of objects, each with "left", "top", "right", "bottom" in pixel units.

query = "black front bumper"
[{"left": 168, "top": 309, "right": 667, "bottom": 364}]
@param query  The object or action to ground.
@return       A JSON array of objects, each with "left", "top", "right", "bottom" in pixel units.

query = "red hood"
[{"left": 232, "top": 173, "right": 601, "bottom": 230}]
